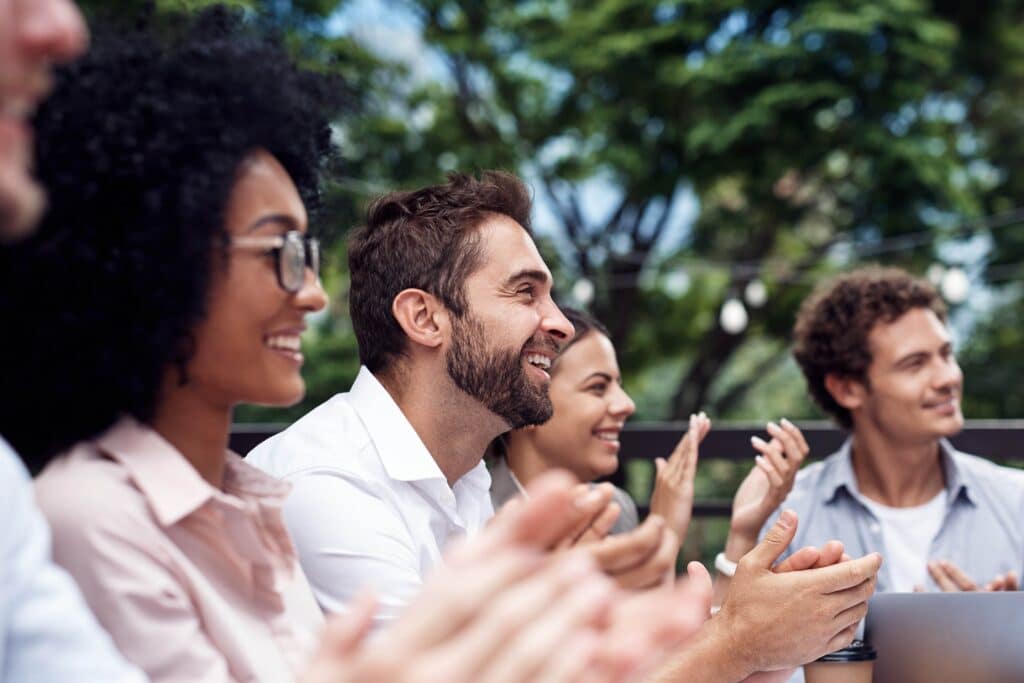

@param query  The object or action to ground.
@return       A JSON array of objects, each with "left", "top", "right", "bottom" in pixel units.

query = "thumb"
[
  {"left": 317, "top": 591, "right": 377, "bottom": 657},
  {"left": 655, "top": 457, "right": 666, "bottom": 474},
  {"left": 743, "top": 509, "right": 798, "bottom": 570}
]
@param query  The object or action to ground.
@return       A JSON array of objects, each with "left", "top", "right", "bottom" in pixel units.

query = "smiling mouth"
[
  {"left": 265, "top": 334, "right": 303, "bottom": 362},
  {"left": 524, "top": 353, "right": 552, "bottom": 371}
]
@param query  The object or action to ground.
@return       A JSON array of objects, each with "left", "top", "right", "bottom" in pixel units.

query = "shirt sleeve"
[
  {"left": 609, "top": 485, "right": 641, "bottom": 535},
  {"left": 281, "top": 471, "right": 424, "bottom": 631},
  {"left": 0, "top": 444, "right": 146, "bottom": 683},
  {"left": 36, "top": 469, "right": 235, "bottom": 683}
]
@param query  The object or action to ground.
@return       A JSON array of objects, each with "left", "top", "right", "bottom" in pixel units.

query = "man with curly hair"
[{"left": 763, "top": 266, "right": 1023, "bottom": 593}]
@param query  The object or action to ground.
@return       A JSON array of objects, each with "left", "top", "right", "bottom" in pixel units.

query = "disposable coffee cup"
[{"left": 803, "top": 640, "right": 877, "bottom": 683}]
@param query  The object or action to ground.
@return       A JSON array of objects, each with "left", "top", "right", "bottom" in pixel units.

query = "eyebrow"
[
  {"left": 894, "top": 338, "right": 954, "bottom": 364},
  {"left": 502, "top": 268, "right": 551, "bottom": 288},
  {"left": 582, "top": 372, "right": 615, "bottom": 384},
  {"left": 246, "top": 213, "right": 302, "bottom": 234}
]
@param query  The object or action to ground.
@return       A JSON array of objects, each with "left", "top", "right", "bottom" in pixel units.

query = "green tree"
[{"left": 339, "top": 0, "right": 1019, "bottom": 419}]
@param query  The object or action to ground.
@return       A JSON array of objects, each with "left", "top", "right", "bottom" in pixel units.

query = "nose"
[
  {"left": 934, "top": 354, "right": 963, "bottom": 391},
  {"left": 295, "top": 268, "right": 328, "bottom": 313},
  {"left": 608, "top": 383, "right": 636, "bottom": 420},
  {"left": 15, "top": 0, "right": 89, "bottom": 65},
  {"left": 542, "top": 300, "right": 575, "bottom": 346}
]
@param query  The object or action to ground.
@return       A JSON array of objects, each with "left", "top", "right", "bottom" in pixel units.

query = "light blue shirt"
[
  {"left": 0, "top": 439, "right": 144, "bottom": 682},
  {"left": 761, "top": 438, "right": 1024, "bottom": 592}
]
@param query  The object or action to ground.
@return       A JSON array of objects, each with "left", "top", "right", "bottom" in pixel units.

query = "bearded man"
[{"left": 247, "top": 171, "right": 577, "bottom": 627}]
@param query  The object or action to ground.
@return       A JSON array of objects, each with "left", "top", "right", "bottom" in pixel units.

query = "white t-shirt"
[{"left": 859, "top": 490, "right": 946, "bottom": 592}]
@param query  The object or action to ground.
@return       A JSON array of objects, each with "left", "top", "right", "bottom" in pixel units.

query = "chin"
[
  {"left": 252, "top": 380, "right": 306, "bottom": 408},
  {"left": 589, "top": 453, "right": 620, "bottom": 479}
]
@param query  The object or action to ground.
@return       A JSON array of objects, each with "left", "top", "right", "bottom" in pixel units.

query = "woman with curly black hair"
[{"left": 0, "top": 7, "right": 342, "bottom": 680}]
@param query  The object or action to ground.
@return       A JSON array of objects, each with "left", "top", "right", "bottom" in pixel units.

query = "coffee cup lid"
[{"left": 816, "top": 640, "right": 877, "bottom": 662}]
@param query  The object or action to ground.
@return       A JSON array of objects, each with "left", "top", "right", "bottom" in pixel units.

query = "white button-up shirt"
[
  {"left": 1, "top": 439, "right": 145, "bottom": 683},
  {"left": 247, "top": 367, "right": 494, "bottom": 629}
]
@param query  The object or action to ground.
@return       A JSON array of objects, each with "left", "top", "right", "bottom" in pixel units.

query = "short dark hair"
[
  {"left": 555, "top": 307, "right": 610, "bottom": 367},
  {"left": 0, "top": 7, "right": 343, "bottom": 471},
  {"left": 348, "top": 170, "right": 533, "bottom": 372},
  {"left": 792, "top": 266, "right": 947, "bottom": 429}
]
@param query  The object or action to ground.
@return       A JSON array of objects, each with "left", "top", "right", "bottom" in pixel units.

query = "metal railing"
[{"left": 231, "top": 420, "right": 1024, "bottom": 518}]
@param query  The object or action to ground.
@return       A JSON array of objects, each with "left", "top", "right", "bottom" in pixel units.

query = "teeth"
[
  {"left": 265, "top": 334, "right": 301, "bottom": 351},
  {"left": 525, "top": 353, "right": 551, "bottom": 370},
  {"left": 594, "top": 432, "right": 619, "bottom": 442}
]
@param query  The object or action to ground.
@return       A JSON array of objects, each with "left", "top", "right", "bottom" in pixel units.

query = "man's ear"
[
  {"left": 824, "top": 373, "right": 867, "bottom": 411},
  {"left": 392, "top": 288, "right": 448, "bottom": 350}
]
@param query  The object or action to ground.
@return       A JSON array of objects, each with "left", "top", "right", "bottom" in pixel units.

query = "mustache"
[{"left": 521, "top": 334, "right": 563, "bottom": 356}]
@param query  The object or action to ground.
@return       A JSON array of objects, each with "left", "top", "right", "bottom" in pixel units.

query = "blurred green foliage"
[{"left": 74, "top": 0, "right": 1024, "bottom": 564}]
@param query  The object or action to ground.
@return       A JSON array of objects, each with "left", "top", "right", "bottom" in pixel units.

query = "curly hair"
[
  {"left": 0, "top": 6, "right": 344, "bottom": 471},
  {"left": 792, "top": 266, "right": 947, "bottom": 429},
  {"left": 348, "top": 170, "right": 533, "bottom": 373}
]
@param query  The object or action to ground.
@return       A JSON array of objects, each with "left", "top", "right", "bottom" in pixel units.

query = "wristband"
[{"left": 715, "top": 551, "right": 738, "bottom": 577}]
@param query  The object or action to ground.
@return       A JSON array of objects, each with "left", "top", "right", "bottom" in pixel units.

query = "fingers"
[
  {"left": 825, "top": 621, "right": 859, "bottom": 655},
  {"left": 432, "top": 554, "right": 611, "bottom": 682},
  {"left": 532, "top": 631, "right": 601, "bottom": 683},
  {"left": 769, "top": 419, "right": 810, "bottom": 464},
  {"left": 589, "top": 515, "right": 665, "bottom": 575},
  {"left": 832, "top": 599, "right": 869, "bottom": 633},
  {"left": 392, "top": 549, "right": 543, "bottom": 649},
  {"left": 317, "top": 591, "right": 377, "bottom": 657},
  {"left": 478, "top": 570, "right": 616, "bottom": 683},
  {"left": 751, "top": 437, "right": 786, "bottom": 489},
  {"left": 580, "top": 501, "right": 622, "bottom": 543},
  {"left": 485, "top": 470, "right": 579, "bottom": 551},
  {"left": 773, "top": 546, "right": 820, "bottom": 573},
  {"left": 740, "top": 509, "right": 798, "bottom": 570},
  {"left": 818, "top": 552, "right": 882, "bottom": 594},
  {"left": 609, "top": 527, "right": 679, "bottom": 590},
  {"left": 1005, "top": 571, "right": 1019, "bottom": 591},
  {"left": 557, "top": 484, "right": 616, "bottom": 549},
  {"left": 825, "top": 575, "right": 876, "bottom": 619},
  {"left": 928, "top": 560, "right": 977, "bottom": 591},
  {"left": 782, "top": 418, "right": 810, "bottom": 451},
  {"left": 814, "top": 540, "right": 845, "bottom": 568}
]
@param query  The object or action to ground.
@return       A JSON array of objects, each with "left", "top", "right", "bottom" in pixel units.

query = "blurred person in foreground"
[
  {"left": 0, "top": 8, "right": 709, "bottom": 681},
  {"left": 717, "top": 266, "right": 1022, "bottom": 595},
  {"left": 0, "top": 0, "right": 145, "bottom": 680},
  {"left": 489, "top": 306, "right": 714, "bottom": 589},
  {"left": 248, "top": 167, "right": 882, "bottom": 680}
]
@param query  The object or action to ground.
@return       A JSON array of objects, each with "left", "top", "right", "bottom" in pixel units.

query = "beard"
[{"left": 445, "top": 311, "right": 555, "bottom": 429}]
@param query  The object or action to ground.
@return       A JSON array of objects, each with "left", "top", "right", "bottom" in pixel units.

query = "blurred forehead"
[
  {"left": 868, "top": 307, "right": 950, "bottom": 364},
  {"left": 555, "top": 332, "right": 619, "bottom": 381}
]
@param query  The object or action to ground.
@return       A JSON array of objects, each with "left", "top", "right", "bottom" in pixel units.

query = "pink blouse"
[{"left": 35, "top": 417, "right": 324, "bottom": 682}]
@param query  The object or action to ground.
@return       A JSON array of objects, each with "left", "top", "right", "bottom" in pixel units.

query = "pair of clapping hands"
[
  {"left": 732, "top": 419, "right": 1018, "bottom": 594},
  {"left": 561, "top": 412, "right": 713, "bottom": 591},
  {"left": 302, "top": 470, "right": 714, "bottom": 683}
]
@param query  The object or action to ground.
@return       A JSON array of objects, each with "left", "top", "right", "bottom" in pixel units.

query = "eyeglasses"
[{"left": 229, "top": 230, "right": 321, "bottom": 293}]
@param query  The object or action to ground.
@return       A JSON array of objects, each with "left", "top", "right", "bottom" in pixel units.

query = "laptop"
[{"left": 864, "top": 592, "right": 1024, "bottom": 683}]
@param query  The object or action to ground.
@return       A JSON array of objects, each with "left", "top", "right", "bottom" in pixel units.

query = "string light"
[
  {"left": 744, "top": 279, "right": 767, "bottom": 308},
  {"left": 940, "top": 267, "right": 970, "bottom": 303},
  {"left": 571, "top": 277, "right": 595, "bottom": 306},
  {"left": 719, "top": 297, "right": 749, "bottom": 334}
]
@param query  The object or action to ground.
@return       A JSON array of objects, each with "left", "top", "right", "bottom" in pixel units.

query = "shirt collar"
[
  {"left": 347, "top": 366, "right": 447, "bottom": 483},
  {"left": 822, "top": 437, "right": 976, "bottom": 506},
  {"left": 95, "top": 415, "right": 291, "bottom": 527}
]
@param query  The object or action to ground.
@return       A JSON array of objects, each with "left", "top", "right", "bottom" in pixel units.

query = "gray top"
[
  {"left": 759, "top": 438, "right": 1024, "bottom": 593},
  {"left": 488, "top": 457, "right": 640, "bottom": 535}
]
